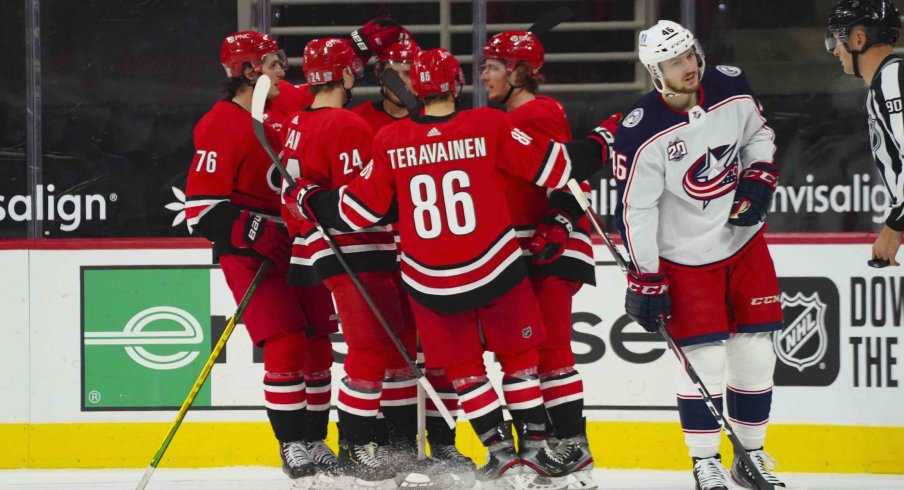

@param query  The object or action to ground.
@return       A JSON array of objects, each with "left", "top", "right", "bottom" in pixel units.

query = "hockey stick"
[
  {"left": 251, "top": 75, "right": 456, "bottom": 430},
  {"left": 565, "top": 179, "right": 776, "bottom": 490},
  {"left": 528, "top": 6, "right": 573, "bottom": 36},
  {"left": 136, "top": 261, "right": 271, "bottom": 490},
  {"left": 380, "top": 69, "right": 422, "bottom": 119}
]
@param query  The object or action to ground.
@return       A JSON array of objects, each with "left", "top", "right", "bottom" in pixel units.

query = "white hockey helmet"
[{"left": 638, "top": 20, "right": 705, "bottom": 93}]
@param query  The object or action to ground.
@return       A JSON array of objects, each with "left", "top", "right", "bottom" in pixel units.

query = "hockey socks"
[
  {"left": 454, "top": 377, "right": 506, "bottom": 444},
  {"left": 381, "top": 369, "right": 419, "bottom": 442},
  {"left": 426, "top": 369, "right": 460, "bottom": 446},
  {"left": 540, "top": 368, "right": 585, "bottom": 438},
  {"left": 337, "top": 376, "right": 382, "bottom": 444},
  {"left": 303, "top": 369, "right": 331, "bottom": 442},
  {"left": 264, "top": 372, "right": 307, "bottom": 442}
]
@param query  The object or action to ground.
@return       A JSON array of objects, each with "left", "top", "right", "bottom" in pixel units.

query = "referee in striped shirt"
[{"left": 827, "top": 0, "right": 904, "bottom": 266}]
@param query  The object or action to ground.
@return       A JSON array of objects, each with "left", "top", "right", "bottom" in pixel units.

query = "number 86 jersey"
[{"left": 333, "top": 107, "right": 572, "bottom": 314}]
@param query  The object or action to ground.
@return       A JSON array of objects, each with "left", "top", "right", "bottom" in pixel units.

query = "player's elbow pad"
[{"left": 563, "top": 137, "right": 606, "bottom": 182}]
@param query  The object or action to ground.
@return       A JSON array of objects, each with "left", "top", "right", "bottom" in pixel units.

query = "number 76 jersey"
[{"left": 335, "top": 107, "right": 572, "bottom": 314}]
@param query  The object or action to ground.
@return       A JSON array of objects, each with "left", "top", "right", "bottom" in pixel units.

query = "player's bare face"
[
  {"left": 259, "top": 53, "right": 286, "bottom": 99},
  {"left": 480, "top": 59, "right": 510, "bottom": 102},
  {"left": 660, "top": 48, "right": 700, "bottom": 94},
  {"left": 830, "top": 31, "right": 857, "bottom": 75},
  {"left": 384, "top": 63, "right": 412, "bottom": 105}
]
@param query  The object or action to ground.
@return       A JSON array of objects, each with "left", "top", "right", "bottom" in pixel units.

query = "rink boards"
[{"left": 0, "top": 237, "right": 902, "bottom": 472}]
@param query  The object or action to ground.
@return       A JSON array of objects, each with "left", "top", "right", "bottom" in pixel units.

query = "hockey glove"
[
  {"left": 729, "top": 162, "right": 778, "bottom": 227},
  {"left": 349, "top": 17, "right": 409, "bottom": 62},
  {"left": 587, "top": 112, "right": 622, "bottom": 168},
  {"left": 529, "top": 209, "right": 574, "bottom": 264},
  {"left": 283, "top": 178, "right": 324, "bottom": 223},
  {"left": 625, "top": 271, "right": 670, "bottom": 332},
  {"left": 231, "top": 210, "right": 291, "bottom": 265}
]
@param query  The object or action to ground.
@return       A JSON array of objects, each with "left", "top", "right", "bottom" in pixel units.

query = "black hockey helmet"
[{"left": 825, "top": 0, "right": 901, "bottom": 53}]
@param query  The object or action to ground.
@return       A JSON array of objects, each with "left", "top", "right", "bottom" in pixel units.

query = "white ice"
[{"left": 1, "top": 467, "right": 904, "bottom": 490}]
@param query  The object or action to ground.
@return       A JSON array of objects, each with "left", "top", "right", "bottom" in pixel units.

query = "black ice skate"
[
  {"left": 730, "top": 448, "right": 786, "bottom": 489},
  {"left": 280, "top": 440, "right": 316, "bottom": 479},
  {"left": 549, "top": 435, "right": 597, "bottom": 489},
  {"left": 692, "top": 454, "right": 730, "bottom": 490},
  {"left": 337, "top": 441, "right": 397, "bottom": 488}
]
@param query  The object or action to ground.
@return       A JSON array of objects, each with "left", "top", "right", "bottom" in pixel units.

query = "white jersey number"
[
  {"left": 410, "top": 170, "right": 477, "bottom": 239},
  {"left": 341, "top": 149, "right": 365, "bottom": 175},
  {"left": 194, "top": 150, "right": 218, "bottom": 173}
]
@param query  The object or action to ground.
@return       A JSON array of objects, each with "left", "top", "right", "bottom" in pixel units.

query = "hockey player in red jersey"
[
  {"left": 351, "top": 36, "right": 477, "bottom": 482},
  {"left": 183, "top": 31, "right": 340, "bottom": 483},
  {"left": 280, "top": 37, "right": 423, "bottom": 488},
  {"left": 352, "top": 38, "right": 421, "bottom": 131},
  {"left": 614, "top": 21, "right": 785, "bottom": 489},
  {"left": 284, "top": 48, "right": 616, "bottom": 490},
  {"left": 481, "top": 30, "right": 598, "bottom": 489},
  {"left": 267, "top": 17, "right": 411, "bottom": 129}
]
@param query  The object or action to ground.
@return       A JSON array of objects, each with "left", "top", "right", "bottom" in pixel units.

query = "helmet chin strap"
[
  {"left": 842, "top": 42, "right": 865, "bottom": 78},
  {"left": 499, "top": 71, "right": 527, "bottom": 104}
]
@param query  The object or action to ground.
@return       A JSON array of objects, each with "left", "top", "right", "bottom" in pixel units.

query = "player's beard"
[{"left": 666, "top": 73, "right": 700, "bottom": 95}]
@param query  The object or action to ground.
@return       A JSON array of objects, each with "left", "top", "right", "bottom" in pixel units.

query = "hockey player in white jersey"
[
  {"left": 613, "top": 21, "right": 786, "bottom": 490},
  {"left": 826, "top": 0, "right": 904, "bottom": 266}
]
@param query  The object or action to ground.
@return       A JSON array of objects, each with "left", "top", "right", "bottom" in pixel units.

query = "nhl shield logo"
[
  {"left": 521, "top": 326, "right": 532, "bottom": 339},
  {"left": 775, "top": 292, "right": 828, "bottom": 372}
]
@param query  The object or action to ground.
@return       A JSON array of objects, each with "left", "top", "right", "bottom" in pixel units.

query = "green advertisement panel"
[{"left": 81, "top": 267, "right": 211, "bottom": 409}]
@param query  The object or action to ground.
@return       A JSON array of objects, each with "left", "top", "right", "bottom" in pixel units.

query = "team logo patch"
[
  {"left": 682, "top": 142, "right": 740, "bottom": 206},
  {"left": 521, "top": 326, "right": 532, "bottom": 339},
  {"left": 266, "top": 164, "right": 281, "bottom": 193},
  {"left": 775, "top": 292, "right": 828, "bottom": 372},
  {"left": 623, "top": 108, "right": 644, "bottom": 128},
  {"left": 716, "top": 65, "right": 742, "bottom": 77},
  {"left": 667, "top": 138, "right": 688, "bottom": 162}
]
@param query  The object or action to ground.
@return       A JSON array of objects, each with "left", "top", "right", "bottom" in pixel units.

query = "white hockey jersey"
[{"left": 613, "top": 65, "right": 776, "bottom": 274}]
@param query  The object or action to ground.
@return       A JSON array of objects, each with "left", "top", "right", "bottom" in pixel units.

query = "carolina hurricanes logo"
[
  {"left": 682, "top": 143, "right": 740, "bottom": 207},
  {"left": 267, "top": 164, "right": 281, "bottom": 193}
]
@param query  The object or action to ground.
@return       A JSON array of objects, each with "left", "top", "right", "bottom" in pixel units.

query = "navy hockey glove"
[
  {"left": 283, "top": 178, "right": 324, "bottom": 223},
  {"left": 349, "top": 17, "right": 410, "bottom": 62},
  {"left": 231, "top": 210, "right": 291, "bottom": 265},
  {"left": 625, "top": 271, "right": 670, "bottom": 332},
  {"left": 729, "top": 162, "right": 778, "bottom": 227},
  {"left": 529, "top": 209, "right": 573, "bottom": 264}
]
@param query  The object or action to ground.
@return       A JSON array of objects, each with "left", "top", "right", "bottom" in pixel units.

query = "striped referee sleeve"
[{"left": 870, "top": 59, "right": 904, "bottom": 230}]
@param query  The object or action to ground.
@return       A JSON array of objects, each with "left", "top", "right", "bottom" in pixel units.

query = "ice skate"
[
  {"left": 730, "top": 448, "right": 786, "bottom": 489},
  {"left": 692, "top": 454, "right": 730, "bottom": 490},
  {"left": 280, "top": 441, "right": 316, "bottom": 480}
]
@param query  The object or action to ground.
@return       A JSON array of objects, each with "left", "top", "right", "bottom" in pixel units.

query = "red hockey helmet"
[
  {"left": 483, "top": 31, "right": 545, "bottom": 74},
  {"left": 302, "top": 37, "right": 364, "bottom": 85},
  {"left": 375, "top": 39, "right": 421, "bottom": 77},
  {"left": 409, "top": 48, "right": 464, "bottom": 98},
  {"left": 220, "top": 31, "right": 281, "bottom": 78}
]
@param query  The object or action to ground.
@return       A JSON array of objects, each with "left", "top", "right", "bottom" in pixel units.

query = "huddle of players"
[
  {"left": 183, "top": 5, "right": 899, "bottom": 489},
  {"left": 185, "top": 17, "right": 608, "bottom": 490}
]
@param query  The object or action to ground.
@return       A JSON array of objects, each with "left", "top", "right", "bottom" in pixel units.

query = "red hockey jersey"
[
  {"left": 184, "top": 100, "right": 284, "bottom": 256},
  {"left": 282, "top": 107, "right": 398, "bottom": 286},
  {"left": 327, "top": 107, "right": 572, "bottom": 313},
  {"left": 351, "top": 100, "right": 405, "bottom": 133},
  {"left": 505, "top": 96, "right": 595, "bottom": 284},
  {"left": 267, "top": 81, "right": 313, "bottom": 128}
]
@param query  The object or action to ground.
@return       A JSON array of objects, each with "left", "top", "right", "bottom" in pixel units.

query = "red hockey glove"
[
  {"left": 283, "top": 178, "right": 324, "bottom": 223},
  {"left": 529, "top": 209, "right": 574, "bottom": 265},
  {"left": 625, "top": 271, "right": 670, "bottom": 333},
  {"left": 230, "top": 210, "right": 291, "bottom": 265},
  {"left": 349, "top": 17, "right": 409, "bottom": 62},
  {"left": 729, "top": 162, "right": 779, "bottom": 227}
]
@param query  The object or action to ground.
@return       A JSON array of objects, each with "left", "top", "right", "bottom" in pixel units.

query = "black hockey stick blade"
[
  {"left": 528, "top": 6, "right": 573, "bottom": 36},
  {"left": 868, "top": 258, "right": 891, "bottom": 268},
  {"left": 380, "top": 69, "right": 423, "bottom": 119}
]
